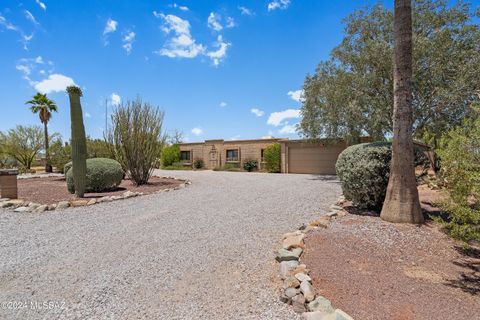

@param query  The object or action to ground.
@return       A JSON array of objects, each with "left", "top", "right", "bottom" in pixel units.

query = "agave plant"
[{"left": 26, "top": 92, "right": 58, "bottom": 172}]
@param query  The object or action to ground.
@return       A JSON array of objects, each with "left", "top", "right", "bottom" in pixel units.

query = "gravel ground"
[{"left": 0, "top": 170, "right": 341, "bottom": 320}]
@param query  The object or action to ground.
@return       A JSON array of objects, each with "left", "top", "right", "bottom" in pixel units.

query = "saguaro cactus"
[{"left": 66, "top": 86, "right": 87, "bottom": 197}]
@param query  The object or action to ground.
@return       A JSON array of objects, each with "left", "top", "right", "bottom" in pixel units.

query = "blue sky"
[{"left": 2, "top": 0, "right": 472, "bottom": 142}]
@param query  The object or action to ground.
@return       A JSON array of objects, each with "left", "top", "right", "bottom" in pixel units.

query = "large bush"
[
  {"left": 436, "top": 115, "right": 480, "bottom": 243},
  {"left": 66, "top": 158, "right": 124, "bottom": 193},
  {"left": 161, "top": 144, "right": 180, "bottom": 168},
  {"left": 336, "top": 142, "right": 392, "bottom": 209},
  {"left": 336, "top": 142, "right": 430, "bottom": 210},
  {"left": 263, "top": 143, "right": 281, "bottom": 173},
  {"left": 106, "top": 98, "right": 165, "bottom": 185}
]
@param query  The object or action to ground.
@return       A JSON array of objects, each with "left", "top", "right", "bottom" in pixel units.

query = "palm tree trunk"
[
  {"left": 44, "top": 122, "right": 51, "bottom": 173},
  {"left": 380, "top": 0, "right": 423, "bottom": 224}
]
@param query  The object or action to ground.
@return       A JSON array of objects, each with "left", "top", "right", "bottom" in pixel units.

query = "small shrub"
[
  {"left": 193, "top": 159, "right": 204, "bottom": 169},
  {"left": 214, "top": 163, "right": 241, "bottom": 171},
  {"left": 161, "top": 144, "right": 180, "bottom": 168},
  {"left": 263, "top": 143, "right": 281, "bottom": 173},
  {"left": 163, "top": 161, "right": 192, "bottom": 170},
  {"left": 66, "top": 158, "right": 124, "bottom": 193},
  {"left": 243, "top": 159, "right": 258, "bottom": 172}
]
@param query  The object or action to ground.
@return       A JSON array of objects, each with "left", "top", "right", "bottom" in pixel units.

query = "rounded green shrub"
[
  {"left": 243, "top": 159, "right": 258, "bottom": 172},
  {"left": 336, "top": 142, "right": 427, "bottom": 210},
  {"left": 263, "top": 143, "right": 281, "bottom": 173},
  {"left": 336, "top": 142, "right": 392, "bottom": 210},
  {"left": 66, "top": 158, "right": 124, "bottom": 194},
  {"left": 193, "top": 159, "right": 204, "bottom": 169}
]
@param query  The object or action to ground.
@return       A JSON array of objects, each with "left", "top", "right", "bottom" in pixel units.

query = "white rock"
[
  {"left": 33, "top": 205, "right": 48, "bottom": 213},
  {"left": 295, "top": 272, "right": 312, "bottom": 282},
  {"left": 14, "top": 206, "right": 30, "bottom": 212},
  {"left": 279, "top": 260, "right": 299, "bottom": 279},
  {"left": 56, "top": 201, "right": 70, "bottom": 210},
  {"left": 300, "top": 280, "right": 315, "bottom": 302}
]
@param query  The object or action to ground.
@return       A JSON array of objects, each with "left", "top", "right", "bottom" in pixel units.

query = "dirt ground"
[
  {"left": 302, "top": 188, "right": 480, "bottom": 320},
  {"left": 17, "top": 176, "right": 183, "bottom": 205}
]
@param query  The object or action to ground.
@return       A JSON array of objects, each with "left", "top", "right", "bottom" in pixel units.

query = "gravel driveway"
[{"left": 0, "top": 170, "right": 341, "bottom": 320}]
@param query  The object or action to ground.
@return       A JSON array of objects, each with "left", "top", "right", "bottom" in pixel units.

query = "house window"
[
  {"left": 226, "top": 149, "right": 239, "bottom": 162},
  {"left": 180, "top": 151, "right": 191, "bottom": 162},
  {"left": 261, "top": 149, "right": 265, "bottom": 162}
]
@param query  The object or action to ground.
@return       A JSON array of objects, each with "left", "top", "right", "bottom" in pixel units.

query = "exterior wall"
[
  {"left": 179, "top": 139, "right": 285, "bottom": 170},
  {"left": 180, "top": 138, "right": 350, "bottom": 174}
]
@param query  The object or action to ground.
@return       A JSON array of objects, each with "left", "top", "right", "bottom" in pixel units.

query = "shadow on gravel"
[
  {"left": 307, "top": 175, "right": 340, "bottom": 183},
  {"left": 445, "top": 246, "right": 480, "bottom": 295}
]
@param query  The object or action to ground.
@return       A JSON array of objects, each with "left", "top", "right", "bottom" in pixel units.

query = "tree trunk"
[
  {"left": 380, "top": 0, "right": 423, "bottom": 224},
  {"left": 44, "top": 122, "right": 52, "bottom": 173}
]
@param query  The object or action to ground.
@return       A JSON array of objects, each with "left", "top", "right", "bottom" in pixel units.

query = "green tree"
[
  {"left": 161, "top": 144, "right": 180, "bottom": 168},
  {"left": 299, "top": 0, "right": 480, "bottom": 147},
  {"left": 263, "top": 143, "right": 281, "bottom": 173},
  {"left": 437, "top": 110, "right": 480, "bottom": 242},
  {"left": 2, "top": 125, "right": 45, "bottom": 170},
  {"left": 26, "top": 92, "right": 58, "bottom": 172},
  {"left": 381, "top": 0, "right": 423, "bottom": 224}
]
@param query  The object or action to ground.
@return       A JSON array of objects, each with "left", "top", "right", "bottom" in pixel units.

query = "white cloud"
[
  {"left": 238, "top": 6, "right": 254, "bottom": 16},
  {"left": 34, "top": 74, "right": 75, "bottom": 94},
  {"left": 35, "top": 0, "right": 47, "bottom": 10},
  {"left": 251, "top": 108, "right": 265, "bottom": 117},
  {"left": 226, "top": 17, "right": 235, "bottom": 28},
  {"left": 191, "top": 127, "right": 203, "bottom": 136},
  {"left": 0, "top": 14, "right": 33, "bottom": 50},
  {"left": 16, "top": 56, "right": 46, "bottom": 86},
  {"left": 154, "top": 13, "right": 205, "bottom": 59},
  {"left": 110, "top": 93, "right": 121, "bottom": 106},
  {"left": 122, "top": 31, "right": 136, "bottom": 54},
  {"left": 279, "top": 123, "right": 298, "bottom": 134},
  {"left": 287, "top": 89, "right": 304, "bottom": 103},
  {"left": 103, "top": 18, "right": 118, "bottom": 35},
  {"left": 85, "top": 112, "right": 91, "bottom": 118},
  {"left": 25, "top": 10, "right": 39, "bottom": 26},
  {"left": 170, "top": 3, "right": 189, "bottom": 11},
  {"left": 207, "top": 12, "right": 223, "bottom": 31},
  {"left": 206, "top": 35, "right": 230, "bottom": 66},
  {"left": 230, "top": 135, "right": 241, "bottom": 140},
  {"left": 267, "top": 0, "right": 291, "bottom": 11},
  {"left": 220, "top": 101, "right": 227, "bottom": 107},
  {"left": 267, "top": 109, "right": 300, "bottom": 126}
]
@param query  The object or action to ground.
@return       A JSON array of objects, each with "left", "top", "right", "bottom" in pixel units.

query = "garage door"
[{"left": 288, "top": 145, "right": 343, "bottom": 174}]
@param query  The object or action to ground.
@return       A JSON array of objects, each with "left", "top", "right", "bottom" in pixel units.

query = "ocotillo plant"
[{"left": 66, "top": 86, "right": 87, "bottom": 197}]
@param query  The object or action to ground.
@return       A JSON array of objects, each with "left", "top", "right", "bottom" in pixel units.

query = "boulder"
[
  {"left": 70, "top": 200, "right": 88, "bottom": 207},
  {"left": 295, "top": 272, "right": 312, "bottom": 283},
  {"left": 56, "top": 201, "right": 70, "bottom": 210},
  {"left": 308, "top": 296, "right": 334, "bottom": 313},
  {"left": 284, "top": 287, "right": 299, "bottom": 299},
  {"left": 291, "top": 294, "right": 307, "bottom": 313},
  {"left": 300, "top": 280, "right": 315, "bottom": 302},
  {"left": 279, "top": 260, "right": 299, "bottom": 279},
  {"left": 33, "top": 205, "right": 48, "bottom": 213},
  {"left": 276, "top": 247, "right": 303, "bottom": 262},
  {"left": 14, "top": 206, "right": 29, "bottom": 212},
  {"left": 282, "top": 234, "right": 305, "bottom": 250},
  {"left": 283, "top": 276, "right": 300, "bottom": 289}
]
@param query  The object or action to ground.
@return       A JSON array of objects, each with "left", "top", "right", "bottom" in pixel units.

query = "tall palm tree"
[
  {"left": 26, "top": 92, "right": 58, "bottom": 173},
  {"left": 380, "top": 0, "right": 423, "bottom": 223}
]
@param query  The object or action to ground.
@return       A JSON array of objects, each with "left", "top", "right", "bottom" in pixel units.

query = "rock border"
[
  {"left": 276, "top": 195, "right": 355, "bottom": 320},
  {"left": 0, "top": 177, "right": 191, "bottom": 213}
]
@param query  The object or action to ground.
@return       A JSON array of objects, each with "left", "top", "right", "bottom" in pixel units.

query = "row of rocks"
[
  {"left": 276, "top": 197, "right": 354, "bottom": 320},
  {"left": 0, "top": 179, "right": 191, "bottom": 213}
]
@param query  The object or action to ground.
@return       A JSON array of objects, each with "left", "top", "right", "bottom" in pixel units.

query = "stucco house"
[{"left": 178, "top": 138, "right": 348, "bottom": 174}]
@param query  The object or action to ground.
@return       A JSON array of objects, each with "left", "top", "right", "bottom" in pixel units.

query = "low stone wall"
[{"left": 275, "top": 195, "right": 355, "bottom": 320}]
